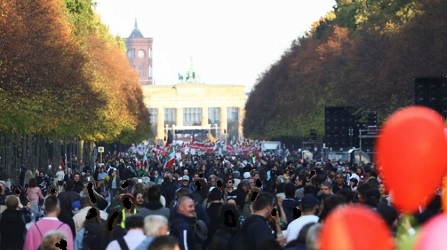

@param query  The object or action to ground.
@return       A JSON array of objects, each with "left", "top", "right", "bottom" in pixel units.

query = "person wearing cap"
[
  {"left": 243, "top": 171, "right": 251, "bottom": 180},
  {"left": 285, "top": 194, "right": 320, "bottom": 243},
  {"left": 83, "top": 170, "right": 95, "bottom": 184},
  {"left": 181, "top": 175, "right": 190, "bottom": 189}
]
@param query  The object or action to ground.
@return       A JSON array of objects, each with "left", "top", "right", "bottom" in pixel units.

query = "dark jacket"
[
  {"left": 58, "top": 213, "right": 77, "bottom": 238},
  {"left": 243, "top": 214, "right": 275, "bottom": 250},
  {"left": 234, "top": 188, "right": 248, "bottom": 212},
  {"left": 171, "top": 213, "right": 196, "bottom": 250},
  {"left": 84, "top": 223, "right": 103, "bottom": 250},
  {"left": 73, "top": 180, "right": 84, "bottom": 194},
  {"left": 99, "top": 225, "right": 126, "bottom": 250},
  {"left": 283, "top": 198, "right": 301, "bottom": 224},
  {"left": 138, "top": 201, "right": 171, "bottom": 220},
  {"left": 171, "top": 201, "right": 211, "bottom": 227},
  {"left": 208, "top": 225, "right": 240, "bottom": 250},
  {"left": 205, "top": 202, "right": 223, "bottom": 246},
  {"left": 0, "top": 208, "right": 29, "bottom": 249},
  {"left": 161, "top": 180, "right": 177, "bottom": 207},
  {"left": 57, "top": 190, "right": 81, "bottom": 217},
  {"left": 37, "top": 176, "right": 51, "bottom": 196}
]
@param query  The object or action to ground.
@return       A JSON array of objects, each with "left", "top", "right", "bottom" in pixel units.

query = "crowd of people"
[{"left": 0, "top": 149, "right": 442, "bottom": 250}]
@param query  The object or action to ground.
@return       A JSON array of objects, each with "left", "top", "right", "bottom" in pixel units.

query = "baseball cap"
[
  {"left": 243, "top": 172, "right": 251, "bottom": 179},
  {"left": 72, "top": 200, "right": 81, "bottom": 214},
  {"left": 301, "top": 194, "right": 319, "bottom": 210},
  {"left": 182, "top": 175, "right": 190, "bottom": 181}
]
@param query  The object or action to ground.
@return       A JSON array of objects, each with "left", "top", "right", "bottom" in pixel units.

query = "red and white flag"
[{"left": 164, "top": 146, "right": 176, "bottom": 169}]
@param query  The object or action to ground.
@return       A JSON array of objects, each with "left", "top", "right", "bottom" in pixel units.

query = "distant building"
[
  {"left": 126, "top": 19, "right": 153, "bottom": 85},
  {"left": 142, "top": 83, "right": 248, "bottom": 144}
]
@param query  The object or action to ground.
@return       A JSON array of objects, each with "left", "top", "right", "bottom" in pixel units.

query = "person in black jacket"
[
  {"left": 57, "top": 179, "right": 81, "bottom": 217},
  {"left": 208, "top": 203, "right": 240, "bottom": 250},
  {"left": 0, "top": 195, "right": 32, "bottom": 250},
  {"left": 241, "top": 192, "right": 279, "bottom": 250},
  {"left": 99, "top": 208, "right": 126, "bottom": 250},
  {"left": 282, "top": 182, "right": 301, "bottom": 225},
  {"left": 205, "top": 187, "right": 223, "bottom": 248},
  {"left": 161, "top": 173, "right": 177, "bottom": 208},
  {"left": 170, "top": 196, "right": 196, "bottom": 250}
]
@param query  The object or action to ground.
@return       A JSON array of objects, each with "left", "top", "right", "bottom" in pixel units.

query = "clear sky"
[{"left": 95, "top": 0, "right": 335, "bottom": 91}]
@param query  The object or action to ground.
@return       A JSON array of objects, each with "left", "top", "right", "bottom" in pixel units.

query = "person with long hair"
[
  {"left": 24, "top": 170, "right": 34, "bottom": 189},
  {"left": 74, "top": 207, "right": 103, "bottom": 250},
  {"left": 98, "top": 208, "right": 126, "bottom": 250},
  {"left": 26, "top": 178, "right": 45, "bottom": 214},
  {"left": 208, "top": 203, "right": 241, "bottom": 250}
]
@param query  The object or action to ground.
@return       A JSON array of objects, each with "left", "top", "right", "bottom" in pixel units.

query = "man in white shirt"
[
  {"left": 286, "top": 194, "right": 320, "bottom": 243},
  {"left": 72, "top": 196, "right": 108, "bottom": 232},
  {"left": 106, "top": 215, "right": 147, "bottom": 250}
]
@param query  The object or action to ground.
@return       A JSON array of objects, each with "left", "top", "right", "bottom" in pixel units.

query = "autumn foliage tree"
[
  {"left": 244, "top": 0, "right": 447, "bottom": 142},
  {"left": 0, "top": 0, "right": 151, "bottom": 172}
]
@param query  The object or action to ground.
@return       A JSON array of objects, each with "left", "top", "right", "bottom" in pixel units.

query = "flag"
[{"left": 164, "top": 146, "right": 176, "bottom": 169}]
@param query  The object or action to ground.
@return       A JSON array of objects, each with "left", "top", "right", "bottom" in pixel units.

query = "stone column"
[
  {"left": 157, "top": 108, "right": 165, "bottom": 141},
  {"left": 238, "top": 107, "right": 245, "bottom": 139},
  {"left": 202, "top": 107, "right": 209, "bottom": 126},
  {"left": 176, "top": 107, "right": 184, "bottom": 127},
  {"left": 220, "top": 107, "right": 227, "bottom": 140}
]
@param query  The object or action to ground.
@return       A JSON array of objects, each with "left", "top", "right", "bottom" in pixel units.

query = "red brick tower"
[{"left": 126, "top": 19, "right": 153, "bottom": 85}]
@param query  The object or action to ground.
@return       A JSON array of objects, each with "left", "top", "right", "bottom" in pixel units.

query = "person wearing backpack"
[
  {"left": 208, "top": 203, "right": 241, "bottom": 250},
  {"left": 74, "top": 207, "right": 102, "bottom": 250},
  {"left": 23, "top": 195, "right": 73, "bottom": 250},
  {"left": 105, "top": 215, "right": 146, "bottom": 250},
  {"left": 170, "top": 196, "right": 197, "bottom": 250}
]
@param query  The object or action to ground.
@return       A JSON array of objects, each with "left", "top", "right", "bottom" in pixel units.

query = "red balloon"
[
  {"left": 416, "top": 213, "right": 447, "bottom": 249},
  {"left": 376, "top": 106, "right": 447, "bottom": 213},
  {"left": 320, "top": 205, "right": 394, "bottom": 250}
]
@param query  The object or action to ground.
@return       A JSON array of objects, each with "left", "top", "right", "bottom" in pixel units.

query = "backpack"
[
  {"left": 227, "top": 218, "right": 255, "bottom": 250},
  {"left": 171, "top": 216, "right": 208, "bottom": 250},
  {"left": 82, "top": 224, "right": 102, "bottom": 250},
  {"left": 209, "top": 227, "right": 236, "bottom": 250}
]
